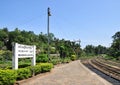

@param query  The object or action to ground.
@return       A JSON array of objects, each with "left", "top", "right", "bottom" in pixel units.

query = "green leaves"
[
  {"left": 70, "top": 55, "right": 77, "bottom": 61},
  {"left": 108, "top": 31, "right": 120, "bottom": 58},
  {"left": 0, "top": 70, "right": 17, "bottom": 85},
  {"left": 16, "top": 68, "right": 32, "bottom": 80},
  {"left": 36, "top": 54, "right": 49, "bottom": 63},
  {"left": 0, "top": 63, "right": 53, "bottom": 85},
  {"left": 84, "top": 45, "right": 108, "bottom": 56},
  {"left": 40, "top": 63, "right": 53, "bottom": 72}
]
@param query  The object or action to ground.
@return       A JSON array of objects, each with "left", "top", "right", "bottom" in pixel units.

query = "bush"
[
  {"left": 40, "top": 63, "right": 53, "bottom": 72},
  {"left": 16, "top": 63, "right": 53, "bottom": 80},
  {"left": 62, "top": 57, "right": 71, "bottom": 63},
  {"left": 50, "top": 57, "right": 61, "bottom": 65},
  {"left": 70, "top": 55, "right": 77, "bottom": 61},
  {"left": 36, "top": 54, "right": 49, "bottom": 63},
  {"left": 0, "top": 63, "right": 53, "bottom": 84},
  {"left": 16, "top": 68, "right": 32, "bottom": 80},
  {"left": 19, "top": 63, "right": 31, "bottom": 68},
  {"left": 28, "top": 65, "right": 41, "bottom": 75},
  {"left": 28, "top": 63, "right": 53, "bottom": 75},
  {"left": 50, "top": 59, "right": 59, "bottom": 65},
  {"left": 0, "top": 69, "right": 17, "bottom": 85},
  {"left": 34, "top": 65, "right": 42, "bottom": 75},
  {"left": 0, "top": 50, "right": 12, "bottom": 61}
]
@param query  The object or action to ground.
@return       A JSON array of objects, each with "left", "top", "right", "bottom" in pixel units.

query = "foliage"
[
  {"left": 0, "top": 28, "right": 82, "bottom": 60},
  {"left": 33, "top": 65, "right": 42, "bottom": 75},
  {"left": 0, "top": 69, "right": 17, "bottom": 85},
  {"left": 0, "top": 62, "right": 53, "bottom": 84},
  {"left": 0, "top": 50, "right": 12, "bottom": 62},
  {"left": 40, "top": 63, "right": 53, "bottom": 72},
  {"left": 49, "top": 56, "right": 61, "bottom": 65},
  {"left": 0, "top": 64, "right": 11, "bottom": 70},
  {"left": 108, "top": 31, "right": 120, "bottom": 59},
  {"left": 58, "top": 41, "right": 81, "bottom": 58},
  {"left": 82, "top": 31, "right": 120, "bottom": 60},
  {"left": 36, "top": 54, "right": 49, "bottom": 63},
  {"left": 84, "top": 45, "right": 95, "bottom": 56},
  {"left": 9, "top": 63, "right": 53, "bottom": 81},
  {"left": 50, "top": 47, "right": 56, "bottom": 54},
  {"left": 70, "top": 55, "right": 77, "bottom": 61},
  {"left": 61, "top": 57, "right": 71, "bottom": 63},
  {"left": 84, "top": 45, "right": 108, "bottom": 56},
  {"left": 18, "top": 63, "right": 31, "bottom": 68},
  {"left": 49, "top": 56, "right": 71, "bottom": 64},
  {"left": 28, "top": 65, "right": 41, "bottom": 75},
  {"left": 50, "top": 59, "right": 60, "bottom": 65},
  {"left": 0, "top": 50, "right": 5, "bottom": 55},
  {"left": 16, "top": 68, "right": 32, "bottom": 80},
  {"left": 0, "top": 41, "right": 4, "bottom": 49}
]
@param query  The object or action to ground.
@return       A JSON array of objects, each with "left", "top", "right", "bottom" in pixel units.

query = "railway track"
[
  {"left": 82, "top": 58, "right": 120, "bottom": 84},
  {"left": 95, "top": 57, "right": 120, "bottom": 67}
]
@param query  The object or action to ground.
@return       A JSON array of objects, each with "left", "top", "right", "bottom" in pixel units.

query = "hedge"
[
  {"left": 0, "top": 69, "right": 17, "bottom": 85},
  {"left": 16, "top": 68, "right": 32, "bottom": 80},
  {"left": 36, "top": 54, "right": 49, "bottom": 63},
  {"left": 0, "top": 63, "right": 53, "bottom": 84},
  {"left": 71, "top": 55, "right": 77, "bottom": 61},
  {"left": 40, "top": 63, "right": 53, "bottom": 72},
  {"left": 28, "top": 65, "right": 42, "bottom": 75}
]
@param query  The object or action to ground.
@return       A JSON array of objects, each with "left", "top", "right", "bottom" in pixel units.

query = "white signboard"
[
  {"left": 17, "top": 44, "right": 34, "bottom": 58},
  {"left": 12, "top": 43, "right": 36, "bottom": 69}
]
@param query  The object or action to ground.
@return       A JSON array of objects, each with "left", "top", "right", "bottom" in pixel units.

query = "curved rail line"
[
  {"left": 82, "top": 58, "right": 120, "bottom": 82},
  {"left": 89, "top": 59, "right": 120, "bottom": 80}
]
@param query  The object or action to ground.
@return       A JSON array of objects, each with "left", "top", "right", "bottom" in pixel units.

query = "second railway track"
[{"left": 82, "top": 58, "right": 120, "bottom": 85}]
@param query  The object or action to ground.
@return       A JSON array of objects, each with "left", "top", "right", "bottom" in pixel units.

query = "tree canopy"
[
  {"left": 108, "top": 31, "right": 120, "bottom": 58},
  {"left": 0, "top": 28, "right": 81, "bottom": 58}
]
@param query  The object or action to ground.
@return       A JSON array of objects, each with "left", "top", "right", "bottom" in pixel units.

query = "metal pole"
[{"left": 47, "top": 7, "right": 51, "bottom": 58}]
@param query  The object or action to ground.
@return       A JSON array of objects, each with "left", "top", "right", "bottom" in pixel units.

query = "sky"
[{"left": 0, "top": 0, "right": 120, "bottom": 48}]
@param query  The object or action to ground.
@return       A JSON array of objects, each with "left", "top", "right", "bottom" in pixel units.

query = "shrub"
[
  {"left": 50, "top": 59, "right": 59, "bottom": 65},
  {"left": 0, "top": 63, "right": 53, "bottom": 84},
  {"left": 50, "top": 47, "right": 56, "bottom": 54},
  {"left": 40, "top": 63, "right": 53, "bottom": 72},
  {"left": 0, "top": 50, "right": 5, "bottom": 55},
  {"left": 28, "top": 65, "right": 41, "bottom": 75},
  {"left": 70, "top": 55, "right": 77, "bottom": 61},
  {"left": 19, "top": 63, "right": 31, "bottom": 68},
  {"left": 62, "top": 57, "right": 71, "bottom": 63},
  {"left": 0, "top": 50, "right": 12, "bottom": 61},
  {"left": 49, "top": 56, "right": 61, "bottom": 65},
  {"left": 50, "top": 58, "right": 61, "bottom": 65},
  {"left": 34, "top": 65, "right": 42, "bottom": 75},
  {"left": 16, "top": 68, "right": 32, "bottom": 80},
  {"left": 0, "top": 69, "right": 17, "bottom": 85},
  {"left": 36, "top": 54, "right": 49, "bottom": 63},
  {"left": 3, "top": 51, "right": 12, "bottom": 61}
]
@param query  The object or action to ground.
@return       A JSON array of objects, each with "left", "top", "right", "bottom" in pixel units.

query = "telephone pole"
[{"left": 47, "top": 7, "right": 51, "bottom": 58}]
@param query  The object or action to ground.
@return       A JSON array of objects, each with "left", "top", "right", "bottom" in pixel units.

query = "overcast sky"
[{"left": 0, "top": 0, "right": 120, "bottom": 48}]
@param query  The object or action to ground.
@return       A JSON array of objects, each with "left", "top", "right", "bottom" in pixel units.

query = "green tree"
[
  {"left": 0, "top": 28, "right": 9, "bottom": 50},
  {"left": 108, "top": 31, "right": 120, "bottom": 59},
  {"left": 95, "top": 45, "right": 108, "bottom": 55},
  {"left": 0, "top": 41, "right": 4, "bottom": 49},
  {"left": 84, "top": 45, "right": 95, "bottom": 56}
]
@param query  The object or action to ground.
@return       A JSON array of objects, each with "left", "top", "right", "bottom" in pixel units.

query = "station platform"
[{"left": 16, "top": 60, "right": 112, "bottom": 85}]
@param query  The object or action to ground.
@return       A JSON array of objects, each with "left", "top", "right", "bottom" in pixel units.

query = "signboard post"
[{"left": 12, "top": 43, "right": 36, "bottom": 69}]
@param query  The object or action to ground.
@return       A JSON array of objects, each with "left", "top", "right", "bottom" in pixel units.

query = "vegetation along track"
[{"left": 82, "top": 58, "right": 120, "bottom": 85}]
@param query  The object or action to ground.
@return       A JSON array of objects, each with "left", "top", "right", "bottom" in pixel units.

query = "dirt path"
[{"left": 18, "top": 60, "right": 112, "bottom": 85}]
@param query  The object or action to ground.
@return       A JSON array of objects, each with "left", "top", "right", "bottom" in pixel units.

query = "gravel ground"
[{"left": 17, "top": 60, "right": 112, "bottom": 85}]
